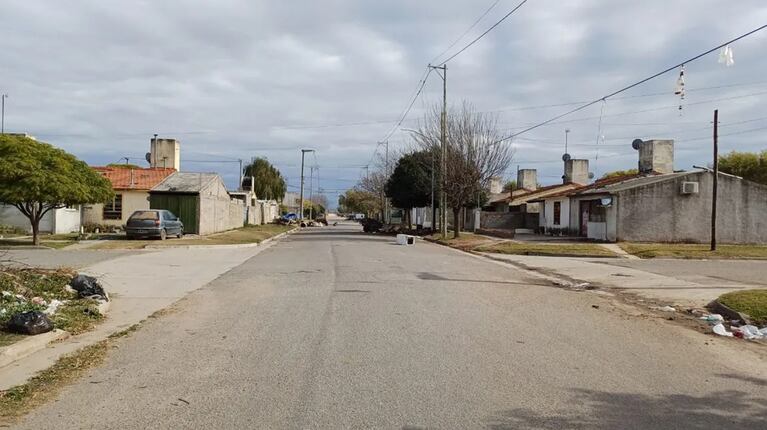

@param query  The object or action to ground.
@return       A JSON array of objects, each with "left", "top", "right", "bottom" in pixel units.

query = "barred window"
[
  {"left": 103, "top": 194, "right": 122, "bottom": 220},
  {"left": 553, "top": 201, "right": 561, "bottom": 225}
]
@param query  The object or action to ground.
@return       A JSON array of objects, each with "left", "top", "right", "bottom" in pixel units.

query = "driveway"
[
  {"left": 12, "top": 223, "right": 767, "bottom": 429},
  {"left": 598, "top": 259, "right": 767, "bottom": 287}
]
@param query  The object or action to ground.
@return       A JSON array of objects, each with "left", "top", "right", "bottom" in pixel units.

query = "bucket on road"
[{"left": 396, "top": 234, "right": 415, "bottom": 246}]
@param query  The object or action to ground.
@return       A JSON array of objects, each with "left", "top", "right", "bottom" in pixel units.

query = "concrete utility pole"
[
  {"left": 299, "top": 149, "right": 314, "bottom": 220},
  {"left": 383, "top": 140, "right": 389, "bottom": 224},
  {"left": 711, "top": 109, "right": 719, "bottom": 251},
  {"left": 429, "top": 64, "right": 448, "bottom": 238},
  {"left": 309, "top": 166, "right": 314, "bottom": 221},
  {"left": 1, "top": 94, "right": 7, "bottom": 134},
  {"left": 238, "top": 159, "right": 243, "bottom": 191}
]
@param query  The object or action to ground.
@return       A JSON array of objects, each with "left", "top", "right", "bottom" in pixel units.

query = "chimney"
[
  {"left": 150, "top": 137, "right": 181, "bottom": 171},
  {"left": 637, "top": 139, "right": 674, "bottom": 174},
  {"left": 517, "top": 169, "right": 537, "bottom": 191},
  {"left": 564, "top": 159, "right": 589, "bottom": 184},
  {"left": 488, "top": 176, "right": 503, "bottom": 194}
]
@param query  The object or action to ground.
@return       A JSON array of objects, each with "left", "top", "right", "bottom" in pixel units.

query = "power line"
[
  {"left": 437, "top": 0, "right": 530, "bottom": 66},
  {"left": 429, "top": 0, "right": 504, "bottom": 65},
  {"left": 498, "top": 23, "right": 767, "bottom": 142}
]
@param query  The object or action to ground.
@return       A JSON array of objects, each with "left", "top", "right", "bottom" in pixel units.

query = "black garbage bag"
[
  {"left": 7, "top": 311, "right": 54, "bottom": 335},
  {"left": 69, "top": 274, "right": 108, "bottom": 301}
]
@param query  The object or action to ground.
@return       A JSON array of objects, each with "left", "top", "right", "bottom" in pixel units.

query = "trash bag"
[
  {"left": 69, "top": 274, "right": 108, "bottom": 301},
  {"left": 7, "top": 311, "right": 54, "bottom": 335}
]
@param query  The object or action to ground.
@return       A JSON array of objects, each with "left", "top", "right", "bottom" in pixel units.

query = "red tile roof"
[
  {"left": 541, "top": 173, "right": 659, "bottom": 199},
  {"left": 92, "top": 166, "right": 176, "bottom": 191}
]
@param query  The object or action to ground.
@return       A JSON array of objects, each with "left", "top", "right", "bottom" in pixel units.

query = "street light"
[{"left": 299, "top": 149, "right": 315, "bottom": 220}]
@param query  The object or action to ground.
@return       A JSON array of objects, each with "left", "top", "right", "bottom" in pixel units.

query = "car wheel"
[
  {"left": 177, "top": 228, "right": 183, "bottom": 238},
  {"left": 159, "top": 229, "right": 167, "bottom": 240}
]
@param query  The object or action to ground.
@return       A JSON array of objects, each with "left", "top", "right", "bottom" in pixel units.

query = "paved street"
[
  {"left": 13, "top": 223, "right": 767, "bottom": 429},
  {"left": 600, "top": 259, "right": 767, "bottom": 287}
]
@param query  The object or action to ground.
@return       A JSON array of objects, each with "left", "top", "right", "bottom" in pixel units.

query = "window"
[
  {"left": 103, "top": 194, "right": 123, "bottom": 220},
  {"left": 128, "top": 210, "right": 158, "bottom": 221},
  {"left": 553, "top": 201, "right": 561, "bottom": 225}
]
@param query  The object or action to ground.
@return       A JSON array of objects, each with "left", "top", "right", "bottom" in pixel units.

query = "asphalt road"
[{"left": 14, "top": 223, "right": 767, "bottom": 429}]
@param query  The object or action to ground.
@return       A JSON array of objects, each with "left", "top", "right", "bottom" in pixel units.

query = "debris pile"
[{"left": 700, "top": 313, "right": 767, "bottom": 340}]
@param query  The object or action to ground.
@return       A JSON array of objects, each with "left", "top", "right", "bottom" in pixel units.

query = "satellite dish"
[
  {"left": 631, "top": 139, "right": 643, "bottom": 150},
  {"left": 562, "top": 153, "right": 571, "bottom": 162},
  {"left": 145, "top": 152, "right": 152, "bottom": 163},
  {"left": 588, "top": 172, "right": 595, "bottom": 179}
]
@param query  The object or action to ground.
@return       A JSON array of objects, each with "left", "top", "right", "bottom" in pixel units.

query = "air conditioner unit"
[{"left": 680, "top": 181, "right": 699, "bottom": 195}]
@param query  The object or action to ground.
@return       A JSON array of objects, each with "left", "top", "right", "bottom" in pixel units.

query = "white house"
[{"left": 0, "top": 203, "right": 81, "bottom": 234}]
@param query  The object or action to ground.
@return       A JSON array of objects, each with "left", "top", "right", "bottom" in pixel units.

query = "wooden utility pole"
[
  {"left": 299, "top": 149, "right": 314, "bottom": 220},
  {"left": 711, "top": 109, "right": 718, "bottom": 251}
]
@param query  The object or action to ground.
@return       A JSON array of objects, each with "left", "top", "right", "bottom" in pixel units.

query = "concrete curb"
[
  {"left": 708, "top": 299, "right": 753, "bottom": 325},
  {"left": 0, "top": 329, "right": 70, "bottom": 368}
]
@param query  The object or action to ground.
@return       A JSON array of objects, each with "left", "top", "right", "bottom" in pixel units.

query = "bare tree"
[{"left": 411, "top": 101, "right": 513, "bottom": 238}]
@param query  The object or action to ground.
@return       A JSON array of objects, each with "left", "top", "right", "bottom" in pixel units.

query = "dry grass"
[
  {"left": 92, "top": 224, "right": 294, "bottom": 250},
  {"left": 619, "top": 243, "right": 767, "bottom": 260},
  {"left": 477, "top": 242, "right": 617, "bottom": 258},
  {"left": 425, "top": 232, "right": 498, "bottom": 251},
  {"left": 0, "top": 340, "right": 109, "bottom": 424}
]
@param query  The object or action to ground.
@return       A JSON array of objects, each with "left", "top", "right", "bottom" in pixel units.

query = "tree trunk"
[
  {"left": 452, "top": 207, "right": 461, "bottom": 238},
  {"left": 407, "top": 209, "right": 412, "bottom": 231},
  {"left": 31, "top": 219, "right": 40, "bottom": 246}
]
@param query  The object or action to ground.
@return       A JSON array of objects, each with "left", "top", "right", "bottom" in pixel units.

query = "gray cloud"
[{"left": 1, "top": 0, "right": 766, "bottom": 205}]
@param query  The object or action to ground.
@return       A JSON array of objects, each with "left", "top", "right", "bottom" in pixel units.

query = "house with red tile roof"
[{"left": 82, "top": 166, "right": 176, "bottom": 228}]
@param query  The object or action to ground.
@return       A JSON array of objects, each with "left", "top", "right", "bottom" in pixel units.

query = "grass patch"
[
  {"left": 1, "top": 268, "right": 102, "bottom": 343},
  {"left": 426, "top": 232, "right": 498, "bottom": 251},
  {"left": 718, "top": 289, "right": 767, "bottom": 325},
  {"left": 92, "top": 223, "right": 294, "bottom": 250},
  {"left": 0, "top": 340, "right": 109, "bottom": 424},
  {"left": 619, "top": 243, "right": 767, "bottom": 260},
  {"left": 0, "top": 332, "right": 24, "bottom": 348},
  {"left": 478, "top": 242, "right": 617, "bottom": 258},
  {"left": 50, "top": 300, "right": 103, "bottom": 335}
]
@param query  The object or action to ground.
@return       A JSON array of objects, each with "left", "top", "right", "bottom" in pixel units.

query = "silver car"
[{"left": 125, "top": 210, "right": 184, "bottom": 240}]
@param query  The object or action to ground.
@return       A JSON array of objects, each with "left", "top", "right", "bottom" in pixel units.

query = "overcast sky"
[{"left": 2, "top": 1, "right": 766, "bottom": 208}]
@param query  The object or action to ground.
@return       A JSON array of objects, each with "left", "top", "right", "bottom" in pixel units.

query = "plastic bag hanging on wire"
[
  {"left": 718, "top": 45, "right": 734, "bottom": 67},
  {"left": 674, "top": 65, "right": 685, "bottom": 114}
]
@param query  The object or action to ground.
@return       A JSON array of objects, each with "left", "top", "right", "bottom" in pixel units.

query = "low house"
[
  {"left": 230, "top": 190, "right": 280, "bottom": 225},
  {"left": 82, "top": 166, "right": 175, "bottom": 229},
  {"left": 0, "top": 203, "right": 81, "bottom": 234},
  {"left": 536, "top": 139, "right": 767, "bottom": 243},
  {"left": 149, "top": 172, "right": 245, "bottom": 235}
]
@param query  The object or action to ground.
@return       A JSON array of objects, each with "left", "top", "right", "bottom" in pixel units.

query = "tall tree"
[
  {"left": 385, "top": 151, "right": 433, "bottom": 228},
  {"left": 601, "top": 169, "right": 639, "bottom": 179},
  {"left": 411, "top": 102, "right": 513, "bottom": 238},
  {"left": 338, "top": 188, "right": 379, "bottom": 216},
  {"left": 243, "top": 157, "right": 286, "bottom": 201},
  {"left": 0, "top": 135, "right": 114, "bottom": 245},
  {"left": 719, "top": 150, "right": 767, "bottom": 185}
]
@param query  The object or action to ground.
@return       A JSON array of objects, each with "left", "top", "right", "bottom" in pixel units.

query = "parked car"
[{"left": 126, "top": 210, "right": 183, "bottom": 240}]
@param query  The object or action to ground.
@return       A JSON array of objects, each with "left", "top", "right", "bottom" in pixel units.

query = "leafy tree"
[
  {"left": 106, "top": 163, "right": 142, "bottom": 169},
  {"left": 385, "top": 151, "right": 433, "bottom": 228},
  {"left": 719, "top": 150, "right": 767, "bottom": 185},
  {"left": 0, "top": 135, "right": 114, "bottom": 245},
  {"left": 601, "top": 169, "right": 638, "bottom": 179},
  {"left": 243, "top": 157, "right": 286, "bottom": 201},
  {"left": 338, "top": 188, "right": 379, "bottom": 216},
  {"left": 503, "top": 180, "right": 517, "bottom": 192}
]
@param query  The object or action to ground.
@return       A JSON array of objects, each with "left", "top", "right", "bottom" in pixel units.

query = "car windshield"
[{"left": 129, "top": 211, "right": 159, "bottom": 220}]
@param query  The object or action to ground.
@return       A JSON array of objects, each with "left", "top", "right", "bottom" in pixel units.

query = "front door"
[{"left": 579, "top": 200, "right": 589, "bottom": 237}]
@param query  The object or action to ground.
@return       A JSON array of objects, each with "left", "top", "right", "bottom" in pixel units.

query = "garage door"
[{"left": 150, "top": 194, "right": 199, "bottom": 234}]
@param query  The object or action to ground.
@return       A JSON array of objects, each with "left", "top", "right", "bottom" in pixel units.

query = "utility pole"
[
  {"left": 1, "top": 94, "right": 7, "bottom": 134},
  {"left": 299, "top": 149, "right": 314, "bottom": 220},
  {"left": 383, "top": 140, "right": 389, "bottom": 224},
  {"left": 309, "top": 166, "right": 314, "bottom": 220},
  {"left": 564, "top": 129, "right": 570, "bottom": 154},
  {"left": 429, "top": 64, "right": 448, "bottom": 238},
  {"left": 431, "top": 149, "right": 436, "bottom": 232},
  {"left": 238, "top": 159, "right": 243, "bottom": 191},
  {"left": 711, "top": 109, "right": 719, "bottom": 252}
]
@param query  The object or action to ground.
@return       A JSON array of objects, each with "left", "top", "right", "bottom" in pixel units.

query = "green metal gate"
[{"left": 149, "top": 194, "right": 199, "bottom": 234}]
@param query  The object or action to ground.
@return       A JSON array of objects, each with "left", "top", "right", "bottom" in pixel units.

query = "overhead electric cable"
[
  {"left": 430, "top": 0, "right": 504, "bottom": 65},
  {"left": 498, "top": 23, "right": 767, "bottom": 142}
]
